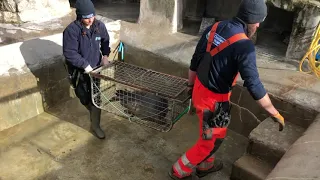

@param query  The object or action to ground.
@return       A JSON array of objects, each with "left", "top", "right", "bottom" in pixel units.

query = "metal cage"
[{"left": 89, "top": 61, "right": 191, "bottom": 132}]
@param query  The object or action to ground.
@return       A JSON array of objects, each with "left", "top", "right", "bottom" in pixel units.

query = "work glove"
[{"left": 271, "top": 112, "right": 285, "bottom": 131}]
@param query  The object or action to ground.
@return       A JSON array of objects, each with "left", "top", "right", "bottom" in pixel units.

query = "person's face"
[
  {"left": 81, "top": 16, "right": 95, "bottom": 27},
  {"left": 247, "top": 23, "right": 260, "bottom": 38}
]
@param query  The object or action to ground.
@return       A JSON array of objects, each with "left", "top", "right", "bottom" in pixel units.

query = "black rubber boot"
[
  {"left": 196, "top": 159, "right": 223, "bottom": 178},
  {"left": 90, "top": 105, "right": 105, "bottom": 139},
  {"left": 168, "top": 170, "right": 199, "bottom": 180}
]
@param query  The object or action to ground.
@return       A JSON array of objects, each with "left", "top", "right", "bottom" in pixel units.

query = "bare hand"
[{"left": 102, "top": 56, "right": 109, "bottom": 66}]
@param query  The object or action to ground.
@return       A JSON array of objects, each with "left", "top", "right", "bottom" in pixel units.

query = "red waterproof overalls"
[{"left": 172, "top": 22, "right": 249, "bottom": 178}]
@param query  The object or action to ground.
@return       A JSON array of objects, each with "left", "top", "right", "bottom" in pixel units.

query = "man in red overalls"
[{"left": 169, "top": 0, "right": 285, "bottom": 179}]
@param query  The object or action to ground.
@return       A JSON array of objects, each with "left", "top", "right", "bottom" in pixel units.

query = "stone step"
[
  {"left": 247, "top": 117, "right": 305, "bottom": 165},
  {"left": 230, "top": 154, "right": 274, "bottom": 180}
]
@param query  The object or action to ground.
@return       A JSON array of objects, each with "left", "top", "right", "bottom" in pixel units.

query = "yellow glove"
[{"left": 271, "top": 112, "right": 285, "bottom": 131}]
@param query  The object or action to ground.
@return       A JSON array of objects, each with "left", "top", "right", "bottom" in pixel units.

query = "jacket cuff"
[{"left": 84, "top": 65, "right": 93, "bottom": 73}]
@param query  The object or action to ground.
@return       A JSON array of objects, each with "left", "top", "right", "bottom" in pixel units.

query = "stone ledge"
[
  {"left": 248, "top": 118, "right": 305, "bottom": 165},
  {"left": 230, "top": 154, "right": 274, "bottom": 180},
  {"left": 0, "top": 18, "right": 121, "bottom": 132},
  {"left": 265, "top": 113, "right": 320, "bottom": 179},
  {"left": 0, "top": 33, "right": 73, "bottom": 131}
]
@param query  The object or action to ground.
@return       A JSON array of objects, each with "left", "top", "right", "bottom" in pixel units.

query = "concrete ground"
[{"left": 0, "top": 97, "right": 248, "bottom": 180}]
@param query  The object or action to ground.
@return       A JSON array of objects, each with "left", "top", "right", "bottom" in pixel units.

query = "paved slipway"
[{"left": 0, "top": 97, "right": 248, "bottom": 180}]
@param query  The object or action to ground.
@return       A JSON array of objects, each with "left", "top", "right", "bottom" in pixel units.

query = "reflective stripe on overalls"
[{"left": 172, "top": 22, "right": 249, "bottom": 178}]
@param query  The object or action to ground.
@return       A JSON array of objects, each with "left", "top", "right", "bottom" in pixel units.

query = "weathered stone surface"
[
  {"left": 230, "top": 154, "right": 274, "bottom": 180},
  {"left": 0, "top": 0, "right": 71, "bottom": 23},
  {"left": 198, "top": 17, "right": 215, "bottom": 35},
  {"left": 0, "top": 35, "right": 70, "bottom": 132},
  {"left": 248, "top": 118, "right": 305, "bottom": 165},
  {"left": 232, "top": 79, "right": 319, "bottom": 129},
  {"left": 266, "top": 0, "right": 320, "bottom": 12},
  {"left": 286, "top": 4, "right": 320, "bottom": 59},
  {"left": 266, "top": 113, "right": 320, "bottom": 180},
  {"left": 0, "top": 10, "right": 19, "bottom": 23},
  {"left": 0, "top": 0, "right": 16, "bottom": 12},
  {"left": 0, "top": 60, "right": 72, "bottom": 131},
  {"left": 229, "top": 102, "right": 261, "bottom": 137},
  {"left": 183, "top": 0, "right": 205, "bottom": 21},
  {"left": 138, "top": 0, "right": 183, "bottom": 33}
]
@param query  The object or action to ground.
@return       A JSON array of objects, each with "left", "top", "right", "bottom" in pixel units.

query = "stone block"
[
  {"left": 266, "top": 0, "right": 295, "bottom": 11},
  {"left": 286, "top": 4, "right": 320, "bottom": 59},
  {"left": 0, "top": 34, "right": 72, "bottom": 131},
  {"left": 138, "top": 0, "right": 183, "bottom": 33},
  {"left": 0, "top": 0, "right": 71, "bottom": 23},
  {"left": 266, "top": 114, "right": 320, "bottom": 179},
  {"left": 248, "top": 118, "right": 305, "bottom": 165},
  {"left": 198, "top": 17, "right": 215, "bottom": 35},
  {"left": 0, "top": 66, "right": 72, "bottom": 132},
  {"left": 231, "top": 154, "right": 274, "bottom": 180},
  {"left": 0, "top": 0, "right": 16, "bottom": 12},
  {"left": 0, "top": 11, "right": 20, "bottom": 23}
]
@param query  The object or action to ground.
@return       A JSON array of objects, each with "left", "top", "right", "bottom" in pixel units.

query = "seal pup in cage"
[{"left": 110, "top": 89, "right": 169, "bottom": 125}]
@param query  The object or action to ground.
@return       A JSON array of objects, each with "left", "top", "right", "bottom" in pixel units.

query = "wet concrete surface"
[{"left": 0, "top": 97, "right": 248, "bottom": 180}]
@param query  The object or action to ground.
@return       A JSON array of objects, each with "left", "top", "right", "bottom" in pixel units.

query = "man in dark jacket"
[
  {"left": 63, "top": 0, "right": 110, "bottom": 139},
  {"left": 169, "top": 0, "right": 285, "bottom": 179}
]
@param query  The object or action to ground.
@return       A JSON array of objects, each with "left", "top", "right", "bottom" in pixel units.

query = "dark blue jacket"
[
  {"left": 190, "top": 17, "right": 266, "bottom": 100},
  {"left": 63, "top": 19, "right": 110, "bottom": 70}
]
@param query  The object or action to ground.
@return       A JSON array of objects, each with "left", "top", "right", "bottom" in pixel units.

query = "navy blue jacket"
[
  {"left": 63, "top": 19, "right": 110, "bottom": 70},
  {"left": 190, "top": 17, "right": 266, "bottom": 100}
]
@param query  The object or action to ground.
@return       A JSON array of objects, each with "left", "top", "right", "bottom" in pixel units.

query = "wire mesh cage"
[{"left": 89, "top": 60, "right": 191, "bottom": 132}]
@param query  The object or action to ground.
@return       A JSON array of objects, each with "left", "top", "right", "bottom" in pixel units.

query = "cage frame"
[{"left": 88, "top": 61, "right": 191, "bottom": 132}]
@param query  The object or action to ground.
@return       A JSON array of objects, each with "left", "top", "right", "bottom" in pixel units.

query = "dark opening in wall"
[{"left": 256, "top": 4, "right": 295, "bottom": 58}]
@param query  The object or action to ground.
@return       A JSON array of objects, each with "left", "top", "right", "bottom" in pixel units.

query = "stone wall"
[
  {"left": 0, "top": 17, "right": 121, "bottom": 132},
  {"left": 138, "top": 0, "right": 183, "bottom": 33},
  {"left": 0, "top": 34, "right": 71, "bottom": 132},
  {"left": 183, "top": 0, "right": 205, "bottom": 21},
  {"left": 0, "top": 0, "right": 71, "bottom": 23},
  {"left": 286, "top": 4, "right": 320, "bottom": 59}
]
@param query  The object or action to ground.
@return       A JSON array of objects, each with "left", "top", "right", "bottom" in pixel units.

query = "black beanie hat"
[
  {"left": 236, "top": 0, "right": 267, "bottom": 24},
  {"left": 75, "top": 0, "right": 95, "bottom": 19}
]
